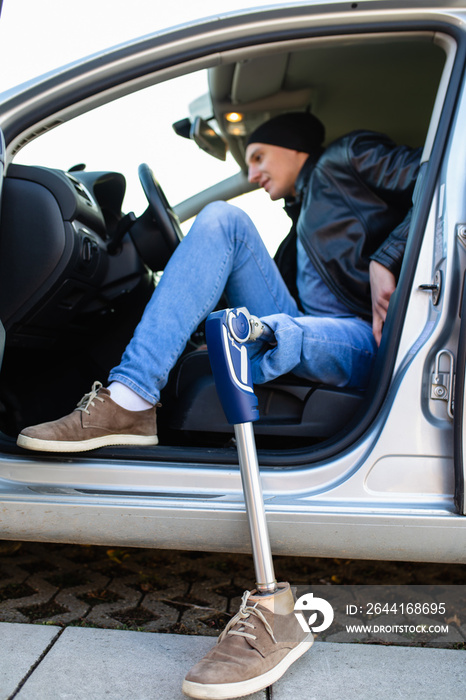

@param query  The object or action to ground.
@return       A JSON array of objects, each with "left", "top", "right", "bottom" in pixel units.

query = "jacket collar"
[
  {"left": 284, "top": 148, "right": 323, "bottom": 222},
  {"left": 294, "top": 148, "right": 323, "bottom": 202}
]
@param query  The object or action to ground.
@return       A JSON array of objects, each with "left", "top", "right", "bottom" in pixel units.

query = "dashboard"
[{"left": 0, "top": 164, "right": 150, "bottom": 347}]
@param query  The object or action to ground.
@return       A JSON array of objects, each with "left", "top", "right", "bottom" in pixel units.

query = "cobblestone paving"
[{"left": 0, "top": 541, "right": 465, "bottom": 648}]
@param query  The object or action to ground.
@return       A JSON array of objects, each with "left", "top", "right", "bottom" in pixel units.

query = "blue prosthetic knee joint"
[{"left": 205, "top": 308, "right": 260, "bottom": 425}]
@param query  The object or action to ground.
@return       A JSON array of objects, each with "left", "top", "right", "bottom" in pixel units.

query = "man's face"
[{"left": 245, "top": 142, "right": 308, "bottom": 200}]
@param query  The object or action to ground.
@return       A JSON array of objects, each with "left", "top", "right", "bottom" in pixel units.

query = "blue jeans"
[{"left": 108, "top": 202, "right": 377, "bottom": 404}]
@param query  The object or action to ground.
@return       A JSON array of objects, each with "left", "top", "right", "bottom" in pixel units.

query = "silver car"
[{"left": 0, "top": 0, "right": 465, "bottom": 563}]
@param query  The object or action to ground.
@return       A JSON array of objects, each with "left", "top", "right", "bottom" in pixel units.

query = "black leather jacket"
[{"left": 274, "top": 130, "right": 421, "bottom": 320}]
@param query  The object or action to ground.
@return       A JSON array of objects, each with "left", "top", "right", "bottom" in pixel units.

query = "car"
[{"left": 0, "top": 0, "right": 465, "bottom": 564}]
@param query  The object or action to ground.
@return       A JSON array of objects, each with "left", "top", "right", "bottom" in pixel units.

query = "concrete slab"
[
  {"left": 6, "top": 624, "right": 465, "bottom": 700},
  {"left": 273, "top": 641, "right": 466, "bottom": 700},
  {"left": 0, "top": 622, "right": 61, "bottom": 699},
  {"left": 15, "top": 628, "right": 267, "bottom": 700}
]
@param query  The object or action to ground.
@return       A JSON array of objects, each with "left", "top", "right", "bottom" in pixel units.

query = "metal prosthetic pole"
[{"left": 206, "top": 308, "right": 277, "bottom": 595}]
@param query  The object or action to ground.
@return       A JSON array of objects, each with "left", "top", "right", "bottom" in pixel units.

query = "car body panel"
[{"left": 1, "top": 1, "right": 466, "bottom": 562}]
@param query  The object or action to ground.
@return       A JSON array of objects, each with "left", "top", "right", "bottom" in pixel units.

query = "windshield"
[{"left": 14, "top": 66, "right": 290, "bottom": 254}]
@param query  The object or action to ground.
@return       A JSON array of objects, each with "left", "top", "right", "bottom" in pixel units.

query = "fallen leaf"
[
  {"left": 106, "top": 548, "right": 130, "bottom": 564},
  {"left": 446, "top": 614, "right": 461, "bottom": 627},
  {"left": 0, "top": 541, "right": 22, "bottom": 555}
]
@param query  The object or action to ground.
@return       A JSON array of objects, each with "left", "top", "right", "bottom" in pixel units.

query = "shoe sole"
[
  {"left": 16, "top": 433, "right": 159, "bottom": 453},
  {"left": 182, "top": 634, "right": 313, "bottom": 699}
]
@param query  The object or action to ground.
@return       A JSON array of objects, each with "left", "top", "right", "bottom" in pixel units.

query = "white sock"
[{"left": 107, "top": 382, "right": 153, "bottom": 411}]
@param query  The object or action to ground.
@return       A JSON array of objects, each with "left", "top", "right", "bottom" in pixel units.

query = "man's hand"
[{"left": 369, "top": 260, "right": 396, "bottom": 346}]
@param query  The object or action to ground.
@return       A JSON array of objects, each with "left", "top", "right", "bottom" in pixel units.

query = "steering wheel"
[{"left": 138, "top": 163, "right": 183, "bottom": 252}]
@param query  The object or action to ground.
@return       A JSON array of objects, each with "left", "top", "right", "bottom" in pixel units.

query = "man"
[
  {"left": 16, "top": 112, "right": 420, "bottom": 698},
  {"left": 247, "top": 113, "right": 418, "bottom": 348},
  {"left": 17, "top": 112, "right": 420, "bottom": 452}
]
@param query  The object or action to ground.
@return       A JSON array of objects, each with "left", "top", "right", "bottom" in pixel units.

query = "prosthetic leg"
[
  {"left": 183, "top": 307, "right": 313, "bottom": 698},
  {"left": 205, "top": 307, "right": 277, "bottom": 595}
]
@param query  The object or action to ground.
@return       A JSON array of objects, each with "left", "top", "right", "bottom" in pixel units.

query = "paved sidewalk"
[
  {"left": 1, "top": 622, "right": 465, "bottom": 700},
  {"left": 1, "top": 542, "right": 465, "bottom": 648}
]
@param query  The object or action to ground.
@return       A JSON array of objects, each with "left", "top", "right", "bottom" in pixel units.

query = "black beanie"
[{"left": 246, "top": 112, "right": 325, "bottom": 153}]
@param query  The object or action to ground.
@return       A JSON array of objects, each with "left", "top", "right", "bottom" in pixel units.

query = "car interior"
[{"left": 0, "top": 30, "right": 450, "bottom": 460}]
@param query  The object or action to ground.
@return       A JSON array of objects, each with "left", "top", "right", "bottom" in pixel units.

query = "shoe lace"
[
  {"left": 76, "top": 381, "right": 105, "bottom": 415},
  {"left": 218, "top": 590, "right": 277, "bottom": 644}
]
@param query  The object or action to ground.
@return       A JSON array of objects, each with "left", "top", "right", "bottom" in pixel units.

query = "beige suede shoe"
[
  {"left": 182, "top": 582, "right": 313, "bottom": 699},
  {"left": 17, "top": 381, "right": 159, "bottom": 453}
]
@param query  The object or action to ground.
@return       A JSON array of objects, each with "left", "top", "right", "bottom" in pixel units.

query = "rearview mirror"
[{"left": 190, "top": 117, "right": 227, "bottom": 161}]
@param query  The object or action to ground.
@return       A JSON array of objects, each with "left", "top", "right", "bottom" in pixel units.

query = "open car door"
[
  {"left": 0, "top": 0, "right": 9, "bottom": 373},
  {"left": 454, "top": 271, "right": 466, "bottom": 514},
  {"left": 0, "top": 127, "right": 5, "bottom": 373}
]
